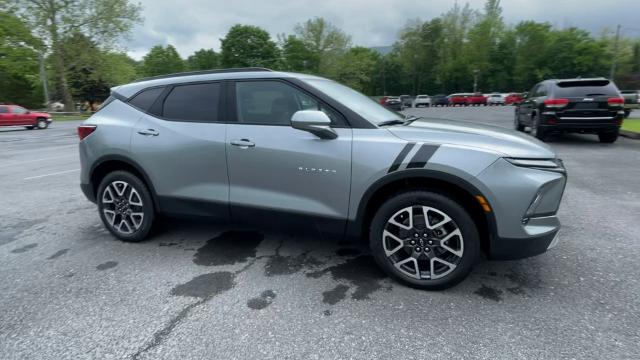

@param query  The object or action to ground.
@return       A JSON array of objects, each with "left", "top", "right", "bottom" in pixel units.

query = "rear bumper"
[{"left": 540, "top": 112, "right": 622, "bottom": 132}]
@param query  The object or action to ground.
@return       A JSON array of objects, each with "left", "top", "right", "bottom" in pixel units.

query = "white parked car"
[
  {"left": 414, "top": 95, "right": 431, "bottom": 107},
  {"left": 487, "top": 94, "right": 505, "bottom": 106}
]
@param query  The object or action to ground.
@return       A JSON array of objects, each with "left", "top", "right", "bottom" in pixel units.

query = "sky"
[{"left": 125, "top": 0, "right": 640, "bottom": 60}]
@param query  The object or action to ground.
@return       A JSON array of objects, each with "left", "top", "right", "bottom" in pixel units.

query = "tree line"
[{"left": 1, "top": 0, "right": 639, "bottom": 110}]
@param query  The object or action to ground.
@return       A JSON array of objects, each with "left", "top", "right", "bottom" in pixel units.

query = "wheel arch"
[
  {"left": 89, "top": 155, "right": 159, "bottom": 212},
  {"left": 349, "top": 169, "right": 496, "bottom": 256}
]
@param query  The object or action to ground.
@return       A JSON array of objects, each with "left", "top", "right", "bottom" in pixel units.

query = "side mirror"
[{"left": 291, "top": 110, "right": 337, "bottom": 140}]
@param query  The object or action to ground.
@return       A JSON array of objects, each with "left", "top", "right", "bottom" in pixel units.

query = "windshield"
[{"left": 302, "top": 78, "right": 403, "bottom": 125}]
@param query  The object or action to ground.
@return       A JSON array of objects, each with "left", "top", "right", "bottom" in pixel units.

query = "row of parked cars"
[{"left": 380, "top": 93, "right": 525, "bottom": 110}]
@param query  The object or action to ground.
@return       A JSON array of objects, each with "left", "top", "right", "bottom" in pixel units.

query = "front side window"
[
  {"left": 235, "top": 81, "right": 339, "bottom": 126},
  {"left": 12, "top": 106, "right": 27, "bottom": 114},
  {"left": 162, "top": 82, "right": 221, "bottom": 122}
]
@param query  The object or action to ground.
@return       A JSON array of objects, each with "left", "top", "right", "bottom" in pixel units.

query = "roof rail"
[{"left": 132, "top": 67, "right": 273, "bottom": 83}]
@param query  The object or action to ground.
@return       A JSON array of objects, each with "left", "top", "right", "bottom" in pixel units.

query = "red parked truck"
[{"left": 0, "top": 104, "right": 51, "bottom": 129}]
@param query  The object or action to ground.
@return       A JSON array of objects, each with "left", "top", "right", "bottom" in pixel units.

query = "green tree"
[
  {"left": 330, "top": 47, "right": 379, "bottom": 93},
  {"left": 14, "top": 0, "right": 142, "bottom": 110},
  {"left": 467, "top": 0, "right": 504, "bottom": 91},
  {"left": 280, "top": 35, "right": 316, "bottom": 72},
  {"left": 294, "top": 17, "right": 350, "bottom": 74},
  {"left": 186, "top": 49, "right": 218, "bottom": 71},
  {"left": 141, "top": 45, "right": 184, "bottom": 77},
  {"left": 0, "top": 10, "right": 43, "bottom": 107},
  {"left": 220, "top": 24, "right": 279, "bottom": 68},
  {"left": 512, "top": 21, "right": 553, "bottom": 90},
  {"left": 58, "top": 32, "right": 138, "bottom": 106}
]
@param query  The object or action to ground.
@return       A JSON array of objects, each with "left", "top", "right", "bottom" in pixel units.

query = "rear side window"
[
  {"left": 554, "top": 80, "right": 620, "bottom": 97},
  {"left": 129, "top": 87, "right": 164, "bottom": 111},
  {"left": 163, "top": 82, "right": 221, "bottom": 122},
  {"left": 0, "top": 105, "right": 8, "bottom": 113}
]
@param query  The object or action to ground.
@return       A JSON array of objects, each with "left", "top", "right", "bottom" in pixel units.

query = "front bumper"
[
  {"left": 490, "top": 229, "right": 559, "bottom": 260},
  {"left": 477, "top": 158, "right": 567, "bottom": 260}
]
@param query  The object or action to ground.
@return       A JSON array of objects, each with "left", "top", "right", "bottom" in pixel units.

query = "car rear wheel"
[
  {"left": 598, "top": 130, "right": 619, "bottom": 143},
  {"left": 530, "top": 115, "right": 546, "bottom": 141},
  {"left": 514, "top": 111, "right": 525, "bottom": 131},
  {"left": 369, "top": 191, "right": 480, "bottom": 290},
  {"left": 97, "top": 171, "right": 155, "bottom": 242}
]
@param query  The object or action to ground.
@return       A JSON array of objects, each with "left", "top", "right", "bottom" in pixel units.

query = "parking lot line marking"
[
  {"left": 24, "top": 168, "right": 80, "bottom": 180},
  {"left": 0, "top": 154, "right": 77, "bottom": 169}
]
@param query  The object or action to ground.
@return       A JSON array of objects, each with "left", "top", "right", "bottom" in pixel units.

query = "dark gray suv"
[{"left": 78, "top": 68, "right": 567, "bottom": 289}]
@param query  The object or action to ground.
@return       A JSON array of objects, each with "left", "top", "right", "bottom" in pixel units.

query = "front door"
[
  {"left": 9, "top": 106, "right": 30, "bottom": 126},
  {"left": 226, "top": 80, "right": 352, "bottom": 233}
]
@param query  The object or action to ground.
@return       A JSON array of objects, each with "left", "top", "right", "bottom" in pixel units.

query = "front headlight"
[{"left": 505, "top": 158, "right": 561, "bottom": 169}]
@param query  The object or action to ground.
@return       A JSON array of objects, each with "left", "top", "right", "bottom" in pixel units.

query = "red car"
[
  {"left": 466, "top": 93, "right": 487, "bottom": 106},
  {"left": 448, "top": 93, "right": 468, "bottom": 106},
  {"left": 0, "top": 104, "right": 52, "bottom": 129},
  {"left": 505, "top": 93, "right": 524, "bottom": 105}
]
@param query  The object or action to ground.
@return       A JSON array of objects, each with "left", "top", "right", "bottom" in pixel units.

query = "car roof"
[{"left": 112, "top": 68, "right": 329, "bottom": 98}]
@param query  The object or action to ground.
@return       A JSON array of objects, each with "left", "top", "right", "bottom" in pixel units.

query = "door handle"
[
  {"left": 230, "top": 139, "right": 255, "bottom": 148},
  {"left": 137, "top": 129, "right": 159, "bottom": 136}
]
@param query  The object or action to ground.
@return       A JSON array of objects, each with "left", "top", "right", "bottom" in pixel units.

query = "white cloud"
[{"left": 124, "top": 0, "right": 640, "bottom": 60}]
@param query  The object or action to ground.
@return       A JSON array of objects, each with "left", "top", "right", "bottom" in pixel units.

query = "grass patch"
[
  {"left": 51, "top": 114, "right": 91, "bottom": 122},
  {"left": 621, "top": 118, "right": 640, "bottom": 133}
]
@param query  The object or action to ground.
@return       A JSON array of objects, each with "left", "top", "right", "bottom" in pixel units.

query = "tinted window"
[
  {"left": 163, "top": 83, "right": 221, "bottom": 122},
  {"left": 554, "top": 80, "right": 620, "bottom": 97},
  {"left": 129, "top": 87, "right": 164, "bottom": 111},
  {"left": 0, "top": 105, "right": 8, "bottom": 114},
  {"left": 235, "top": 81, "right": 339, "bottom": 125}
]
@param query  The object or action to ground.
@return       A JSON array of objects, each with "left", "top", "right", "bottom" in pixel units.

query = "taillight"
[
  {"left": 544, "top": 98, "right": 569, "bottom": 109},
  {"left": 607, "top": 97, "right": 624, "bottom": 107},
  {"left": 77, "top": 125, "right": 97, "bottom": 140}
]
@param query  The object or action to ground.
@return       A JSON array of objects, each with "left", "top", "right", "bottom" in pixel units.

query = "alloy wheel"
[
  {"left": 101, "top": 180, "right": 145, "bottom": 235},
  {"left": 382, "top": 205, "right": 464, "bottom": 280}
]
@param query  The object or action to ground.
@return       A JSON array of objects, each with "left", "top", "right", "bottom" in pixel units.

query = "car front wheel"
[
  {"left": 369, "top": 191, "right": 479, "bottom": 290},
  {"left": 36, "top": 118, "right": 49, "bottom": 129},
  {"left": 97, "top": 171, "right": 155, "bottom": 242}
]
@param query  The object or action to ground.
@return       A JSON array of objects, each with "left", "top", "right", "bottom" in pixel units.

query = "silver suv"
[{"left": 79, "top": 68, "right": 566, "bottom": 289}]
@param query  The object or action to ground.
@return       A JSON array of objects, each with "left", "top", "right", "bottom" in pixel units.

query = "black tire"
[
  {"left": 369, "top": 191, "right": 480, "bottom": 290},
  {"left": 598, "top": 130, "right": 619, "bottom": 143},
  {"left": 530, "top": 114, "right": 546, "bottom": 141},
  {"left": 97, "top": 171, "right": 155, "bottom": 242},
  {"left": 36, "top": 118, "right": 48, "bottom": 129},
  {"left": 514, "top": 110, "right": 525, "bottom": 131}
]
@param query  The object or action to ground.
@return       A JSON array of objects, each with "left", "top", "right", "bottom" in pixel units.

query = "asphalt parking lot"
[{"left": 1, "top": 107, "right": 639, "bottom": 359}]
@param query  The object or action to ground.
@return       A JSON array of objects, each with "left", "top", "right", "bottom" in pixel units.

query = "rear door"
[
  {"left": 518, "top": 84, "right": 543, "bottom": 125},
  {"left": 226, "top": 79, "right": 352, "bottom": 232},
  {"left": 130, "top": 82, "right": 229, "bottom": 220}
]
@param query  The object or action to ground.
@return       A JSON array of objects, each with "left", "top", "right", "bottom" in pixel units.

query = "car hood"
[
  {"left": 32, "top": 112, "right": 51, "bottom": 118},
  {"left": 387, "top": 118, "right": 556, "bottom": 159}
]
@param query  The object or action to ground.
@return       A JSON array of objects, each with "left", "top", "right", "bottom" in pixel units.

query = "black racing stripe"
[
  {"left": 387, "top": 142, "right": 416, "bottom": 173},
  {"left": 406, "top": 144, "right": 439, "bottom": 168}
]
